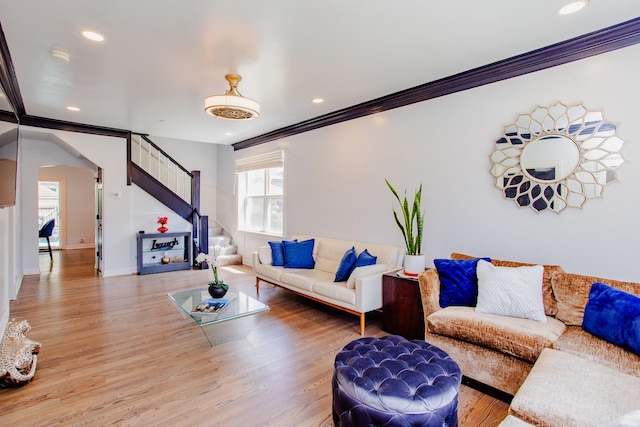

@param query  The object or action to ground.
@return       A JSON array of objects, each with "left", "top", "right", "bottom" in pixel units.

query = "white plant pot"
[{"left": 403, "top": 254, "right": 426, "bottom": 277}]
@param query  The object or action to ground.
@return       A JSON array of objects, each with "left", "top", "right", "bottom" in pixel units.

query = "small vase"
[
  {"left": 157, "top": 225, "right": 168, "bottom": 233},
  {"left": 404, "top": 254, "right": 426, "bottom": 276},
  {"left": 208, "top": 285, "right": 227, "bottom": 299}
]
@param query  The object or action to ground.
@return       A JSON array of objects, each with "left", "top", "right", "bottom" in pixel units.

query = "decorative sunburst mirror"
[{"left": 490, "top": 102, "right": 626, "bottom": 213}]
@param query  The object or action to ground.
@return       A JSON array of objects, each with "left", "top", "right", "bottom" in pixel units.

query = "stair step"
[
  {"left": 218, "top": 254, "right": 242, "bottom": 266},
  {"left": 209, "top": 235, "right": 230, "bottom": 247},
  {"left": 208, "top": 226, "right": 223, "bottom": 237}
]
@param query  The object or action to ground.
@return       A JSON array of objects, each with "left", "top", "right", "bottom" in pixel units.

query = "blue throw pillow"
[
  {"left": 268, "top": 241, "right": 286, "bottom": 266},
  {"left": 435, "top": 257, "right": 491, "bottom": 308},
  {"left": 283, "top": 239, "right": 315, "bottom": 269},
  {"left": 582, "top": 282, "right": 640, "bottom": 356},
  {"left": 355, "top": 249, "right": 377, "bottom": 267},
  {"left": 335, "top": 247, "right": 357, "bottom": 282}
]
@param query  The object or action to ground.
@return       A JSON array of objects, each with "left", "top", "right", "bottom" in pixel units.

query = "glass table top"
[{"left": 168, "top": 289, "right": 269, "bottom": 326}]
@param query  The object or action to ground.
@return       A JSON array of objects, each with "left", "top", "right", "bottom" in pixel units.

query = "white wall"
[
  {"left": 221, "top": 43, "right": 640, "bottom": 282},
  {"left": 0, "top": 205, "right": 20, "bottom": 337}
]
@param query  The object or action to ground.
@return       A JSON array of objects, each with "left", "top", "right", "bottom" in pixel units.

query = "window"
[{"left": 236, "top": 151, "right": 284, "bottom": 235}]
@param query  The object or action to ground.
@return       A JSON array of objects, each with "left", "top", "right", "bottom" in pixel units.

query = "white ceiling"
[{"left": 1, "top": 1, "right": 639, "bottom": 146}]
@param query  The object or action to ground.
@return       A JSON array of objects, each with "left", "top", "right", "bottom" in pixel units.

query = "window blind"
[{"left": 235, "top": 150, "right": 284, "bottom": 173}]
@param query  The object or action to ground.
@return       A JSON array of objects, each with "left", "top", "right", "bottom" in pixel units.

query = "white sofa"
[{"left": 253, "top": 234, "right": 403, "bottom": 335}]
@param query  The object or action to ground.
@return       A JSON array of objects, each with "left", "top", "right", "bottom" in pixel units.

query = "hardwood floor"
[{"left": 1, "top": 249, "right": 508, "bottom": 426}]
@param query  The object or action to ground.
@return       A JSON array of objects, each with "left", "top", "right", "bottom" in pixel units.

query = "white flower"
[
  {"left": 195, "top": 252, "right": 210, "bottom": 264},
  {"left": 195, "top": 245, "right": 223, "bottom": 268},
  {"left": 195, "top": 249, "right": 225, "bottom": 287}
]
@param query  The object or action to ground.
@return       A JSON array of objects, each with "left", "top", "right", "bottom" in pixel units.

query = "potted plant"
[
  {"left": 385, "top": 179, "right": 425, "bottom": 276},
  {"left": 195, "top": 246, "right": 229, "bottom": 298}
]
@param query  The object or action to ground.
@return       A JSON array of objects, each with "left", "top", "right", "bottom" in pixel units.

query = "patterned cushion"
[
  {"left": 552, "top": 326, "right": 640, "bottom": 378},
  {"left": 428, "top": 306, "right": 565, "bottom": 363},
  {"left": 435, "top": 257, "right": 490, "bottom": 307},
  {"left": 334, "top": 247, "right": 357, "bottom": 282},
  {"left": 332, "top": 335, "right": 461, "bottom": 426},
  {"left": 476, "top": 260, "right": 547, "bottom": 322},
  {"left": 451, "top": 252, "right": 562, "bottom": 316},
  {"left": 552, "top": 272, "right": 640, "bottom": 325},
  {"left": 583, "top": 282, "right": 640, "bottom": 356}
]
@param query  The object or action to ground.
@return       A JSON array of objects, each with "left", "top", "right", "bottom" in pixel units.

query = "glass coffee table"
[{"left": 168, "top": 289, "right": 269, "bottom": 347}]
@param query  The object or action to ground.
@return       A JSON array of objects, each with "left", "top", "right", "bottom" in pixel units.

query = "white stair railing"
[{"left": 131, "top": 134, "right": 193, "bottom": 205}]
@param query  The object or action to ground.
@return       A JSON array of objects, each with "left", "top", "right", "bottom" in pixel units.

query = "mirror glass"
[
  {"left": 521, "top": 135, "right": 579, "bottom": 182},
  {"left": 490, "top": 102, "right": 626, "bottom": 213}
]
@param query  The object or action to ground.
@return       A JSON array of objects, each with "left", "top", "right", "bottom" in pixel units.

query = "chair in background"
[{"left": 38, "top": 218, "right": 55, "bottom": 261}]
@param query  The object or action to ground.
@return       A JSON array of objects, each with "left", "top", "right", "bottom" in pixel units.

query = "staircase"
[
  {"left": 127, "top": 133, "right": 242, "bottom": 265},
  {"left": 210, "top": 233, "right": 242, "bottom": 266},
  {"left": 206, "top": 222, "right": 242, "bottom": 266}
]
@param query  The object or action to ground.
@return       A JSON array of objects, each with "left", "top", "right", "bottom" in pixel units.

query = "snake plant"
[{"left": 385, "top": 179, "right": 424, "bottom": 255}]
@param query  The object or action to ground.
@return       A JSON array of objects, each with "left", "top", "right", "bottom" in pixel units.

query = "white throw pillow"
[
  {"left": 346, "top": 264, "right": 388, "bottom": 289},
  {"left": 475, "top": 260, "right": 547, "bottom": 322},
  {"left": 257, "top": 246, "right": 273, "bottom": 265}
]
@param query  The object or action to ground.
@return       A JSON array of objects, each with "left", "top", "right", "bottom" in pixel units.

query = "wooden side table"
[{"left": 382, "top": 270, "right": 426, "bottom": 340}]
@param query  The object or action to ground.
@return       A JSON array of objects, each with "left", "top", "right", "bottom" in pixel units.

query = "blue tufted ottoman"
[{"left": 332, "top": 335, "right": 462, "bottom": 427}]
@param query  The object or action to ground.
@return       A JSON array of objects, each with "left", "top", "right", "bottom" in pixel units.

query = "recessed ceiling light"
[
  {"left": 82, "top": 30, "right": 104, "bottom": 42},
  {"left": 225, "top": 132, "right": 233, "bottom": 136},
  {"left": 557, "top": 1, "right": 588, "bottom": 15},
  {"left": 66, "top": 106, "right": 80, "bottom": 112},
  {"left": 311, "top": 98, "right": 324, "bottom": 104}
]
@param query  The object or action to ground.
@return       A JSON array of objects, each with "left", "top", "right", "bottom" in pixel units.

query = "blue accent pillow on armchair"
[
  {"left": 283, "top": 239, "right": 315, "bottom": 269},
  {"left": 435, "top": 257, "right": 491, "bottom": 308},
  {"left": 582, "top": 282, "right": 640, "bottom": 356},
  {"left": 335, "top": 247, "right": 357, "bottom": 282},
  {"left": 355, "top": 249, "right": 377, "bottom": 267}
]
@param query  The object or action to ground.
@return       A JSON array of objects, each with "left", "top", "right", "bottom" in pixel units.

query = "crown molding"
[
  {"left": 20, "top": 115, "right": 129, "bottom": 138},
  {"left": 233, "top": 17, "right": 640, "bottom": 151}
]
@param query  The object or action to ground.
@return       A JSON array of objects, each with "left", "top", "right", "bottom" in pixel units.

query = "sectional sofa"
[
  {"left": 253, "top": 234, "right": 403, "bottom": 335},
  {"left": 418, "top": 252, "right": 640, "bottom": 426}
]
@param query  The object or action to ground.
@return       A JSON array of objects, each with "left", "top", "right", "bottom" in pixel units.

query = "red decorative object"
[{"left": 157, "top": 216, "right": 169, "bottom": 233}]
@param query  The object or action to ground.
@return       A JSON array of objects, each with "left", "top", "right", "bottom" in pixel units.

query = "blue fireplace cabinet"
[{"left": 137, "top": 231, "right": 192, "bottom": 275}]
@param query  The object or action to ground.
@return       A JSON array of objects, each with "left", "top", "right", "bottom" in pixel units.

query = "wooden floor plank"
[{"left": 1, "top": 249, "right": 508, "bottom": 426}]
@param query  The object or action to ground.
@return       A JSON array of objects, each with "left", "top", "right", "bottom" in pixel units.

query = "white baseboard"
[
  {"left": 11, "top": 272, "right": 24, "bottom": 299},
  {"left": 102, "top": 267, "right": 137, "bottom": 277}
]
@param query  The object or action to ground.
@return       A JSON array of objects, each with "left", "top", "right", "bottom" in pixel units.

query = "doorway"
[
  {"left": 38, "top": 165, "right": 97, "bottom": 270},
  {"left": 96, "top": 167, "right": 103, "bottom": 274},
  {"left": 38, "top": 180, "right": 62, "bottom": 250}
]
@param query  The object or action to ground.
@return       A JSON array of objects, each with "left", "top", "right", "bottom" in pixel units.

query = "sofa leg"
[
  {"left": 359, "top": 313, "right": 365, "bottom": 336},
  {"left": 255, "top": 278, "right": 260, "bottom": 294}
]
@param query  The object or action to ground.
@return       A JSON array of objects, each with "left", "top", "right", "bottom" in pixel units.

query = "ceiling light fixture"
[
  {"left": 204, "top": 74, "right": 260, "bottom": 120},
  {"left": 311, "top": 98, "right": 324, "bottom": 104},
  {"left": 82, "top": 30, "right": 104, "bottom": 42},
  {"left": 557, "top": 1, "right": 589, "bottom": 15},
  {"left": 50, "top": 47, "right": 70, "bottom": 63},
  {"left": 66, "top": 106, "right": 80, "bottom": 112}
]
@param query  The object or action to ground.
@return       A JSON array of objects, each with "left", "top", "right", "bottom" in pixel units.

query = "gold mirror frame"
[{"left": 490, "top": 102, "right": 626, "bottom": 213}]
